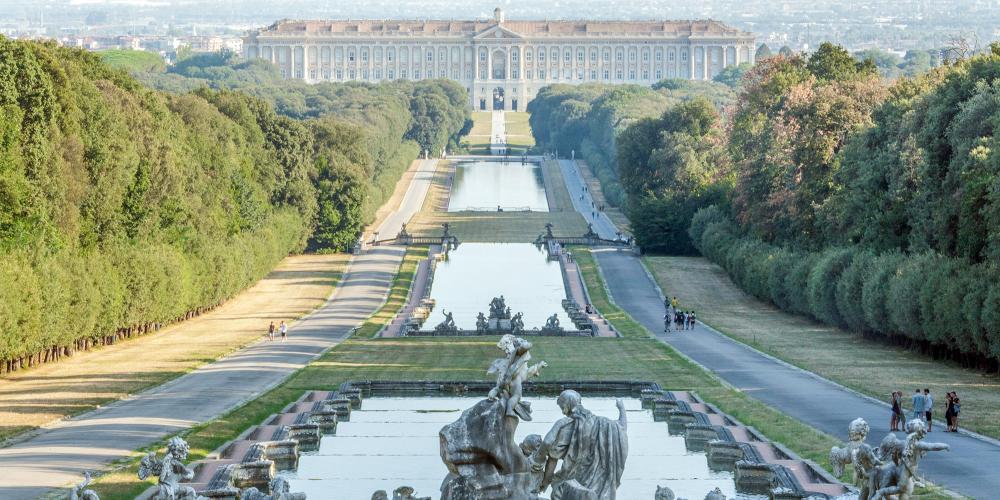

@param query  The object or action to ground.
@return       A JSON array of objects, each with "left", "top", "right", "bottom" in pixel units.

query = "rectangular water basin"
[
  {"left": 425, "top": 243, "right": 570, "bottom": 329},
  {"left": 283, "top": 396, "right": 738, "bottom": 500},
  {"left": 448, "top": 160, "right": 548, "bottom": 212}
]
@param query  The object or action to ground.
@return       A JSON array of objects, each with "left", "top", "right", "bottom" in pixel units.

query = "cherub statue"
[
  {"left": 476, "top": 312, "right": 488, "bottom": 333},
  {"left": 830, "top": 418, "right": 875, "bottom": 490},
  {"left": 69, "top": 472, "right": 100, "bottom": 500},
  {"left": 487, "top": 335, "right": 546, "bottom": 421},
  {"left": 519, "top": 433, "right": 546, "bottom": 491},
  {"left": 240, "top": 477, "right": 306, "bottom": 500},
  {"left": 138, "top": 437, "right": 198, "bottom": 499},
  {"left": 869, "top": 420, "right": 950, "bottom": 500}
]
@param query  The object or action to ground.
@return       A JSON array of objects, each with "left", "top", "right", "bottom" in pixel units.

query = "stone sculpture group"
[
  {"left": 830, "top": 417, "right": 949, "bottom": 500},
  {"left": 438, "top": 334, "right": 628, "bottom": 499}
]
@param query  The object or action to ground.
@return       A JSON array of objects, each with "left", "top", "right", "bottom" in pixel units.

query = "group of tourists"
[
  {"left": 267, "top": 321, "right": 288, "bottom": 342},
  {"left": 663, "top": 296, "right": 697, "bottom": 333},
  {"left": 891, "top": 388, "right": 961, "bottom": 433}
]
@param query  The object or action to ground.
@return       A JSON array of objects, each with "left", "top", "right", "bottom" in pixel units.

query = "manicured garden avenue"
[
  {"left": 557, "top": 157, "right": 1000, "bottom": 500},
  {"left": 0, "top": 160, "right": 437, "bottom": 499}
]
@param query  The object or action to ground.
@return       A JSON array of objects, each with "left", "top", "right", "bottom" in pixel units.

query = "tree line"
[
  {"left": 693, "top": 43, "right": 1000, "bottom": 369},
  {"left": 0, "top": 39, "right": 469, "bottom": 373}
]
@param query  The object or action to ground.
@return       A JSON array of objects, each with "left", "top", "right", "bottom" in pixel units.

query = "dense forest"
[
  {"left": 690, "top": 44, "right": 1000, "bottom": 369},
  {"left": 0, "top": 40, "right": 468, "bottom": 373}
]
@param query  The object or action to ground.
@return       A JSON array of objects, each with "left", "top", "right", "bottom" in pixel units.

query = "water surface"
[
  {"left": 448, "top": 160, "right": 548, "bottom": 212},
  {"left": 426, "top": 243, "right": 570, "bottom": 329}
]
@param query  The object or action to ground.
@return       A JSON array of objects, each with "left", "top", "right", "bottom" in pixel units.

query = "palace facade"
[{"left": 243, "top": 8, "right": 755, "bottom": 110}]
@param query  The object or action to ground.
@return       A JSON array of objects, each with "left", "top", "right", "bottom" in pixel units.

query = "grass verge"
[{"left": 353, "top": 246, "right": 429, "bottom": 338}]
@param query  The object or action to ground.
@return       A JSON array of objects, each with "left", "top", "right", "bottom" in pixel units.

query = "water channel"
[
  {"left": 425, "top": 243, "right": 571, "bottom": 330},
  {"left": 283, "top": 396, "right": 739, "bottom": 499},
  {"left": 447, "top": 160, "right": 549, "bottom": 212}
]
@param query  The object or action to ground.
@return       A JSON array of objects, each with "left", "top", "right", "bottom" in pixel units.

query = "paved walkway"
[
  {"left": 490, "top": 110, "right": 506, "bottom": 155},
  {"left": 0, "top": 160, "right": 438, "bottom": 499},
  {"left": 558, "top": 159, "right": 618, "bottom": 239},
  {"left": 556, "top": 249, "right": 616, "bottom": 337}
]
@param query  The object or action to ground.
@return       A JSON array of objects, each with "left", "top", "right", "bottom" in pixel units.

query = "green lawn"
[
  {"left": 461, "top": 111, "right": 492, "bottom": 154},
  {"left": 541, "top": 160, "right": 576, "bottom": 212},
  {"left": 407, "top": 211, "right": 588, "bottom": 243},
  {"left": 504, "top": 111, "right": 535, "bottom": 153},
  {"left": 645, "top": 255, "right": 1000, "bottom": 440}
]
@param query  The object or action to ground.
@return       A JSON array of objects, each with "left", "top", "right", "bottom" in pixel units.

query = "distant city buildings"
[{"left": 243, "top": 8, "right": 755, "bottom": 110}]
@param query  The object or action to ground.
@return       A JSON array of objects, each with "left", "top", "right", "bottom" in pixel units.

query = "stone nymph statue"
[{"left": 439, "top": 336, "right": 628, "bottom": 500}]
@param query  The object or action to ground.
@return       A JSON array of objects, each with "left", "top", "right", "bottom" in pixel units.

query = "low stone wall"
[{"left": 183, "top": 380, "right": 850, "bottom": 500}]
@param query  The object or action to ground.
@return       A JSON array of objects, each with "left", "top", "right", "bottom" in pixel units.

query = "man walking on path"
[
  {"left": 911, "top": 389, "right": 926, "bottom": 423},
  {"left": 279, "top": 321, "right": 288, "bottom": 342},
  {"left": 267, "top": 321, "right": 275, "bottom": 341},
  {"left": 925, "top": 388, "right": 934, "bottom": 431}
]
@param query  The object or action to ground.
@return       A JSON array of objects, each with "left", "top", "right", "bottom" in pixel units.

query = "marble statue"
[
  {"left": 542, "top": 314, "right": 563, "bottom": 333},
  {"left": 69, "top": 472, "right": 99, "bottom": 500},
  {"left": 489, "top": 296, "right": 509, "bottom": 320},
  {"left": 545, "top": 223, "right": 554, "bottom": 239},
  {"left": 240, "top": 477, "right": 307, "bottom": 500},
  {"left": 476, "top": 312, "right": 488, "bottom": 333},
  {"left": 537, "top": 390, "right": 628, "bottom": 499},
  {"left": 830, "top": 418, "right": 874, "bottom": 491},
  {"left": 583, "top": 224, "right": 598, "bottom": 239},
  {"left": 138, "top": 437, "right": 198, "bottom": 500},
  {"left": 371, "top": 492, "right": 388, "bottom": 500},
  {"left": 511, "top": 312, "right": 525, "bottom": 333},
  {"left": 520, "top": 434, "right": 547, "bottom": 492},
  {"left": 391, "top": 486, "right": 431, "bottom": 500},
  {"left": 435, "top": 310, "right": 458, "bottom": 333},
  {"left": 703, "top": 487, "right": 726, "bottom": 500},
  {"left": 868, "top": 420, "right": 950, "bottom": 500},
  {"left": 488, "top": 335, "right": 547, "bottom": 421},
  {"left": 653, "top": 485, "right": 676, "bottom": 500}
]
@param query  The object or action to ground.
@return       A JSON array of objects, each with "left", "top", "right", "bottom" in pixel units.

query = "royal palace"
[{"left": 243, "top": 8, "right": 756, "bottom": 110}]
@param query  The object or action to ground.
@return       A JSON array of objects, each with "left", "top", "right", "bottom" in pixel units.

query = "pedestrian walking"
[
  {"left": 267, "top": 321, "right": 275, "bottom": 341},
  {"left": 924, "top": 388, "right": 934, "bottom": 431},
  {"left": 671, "top": 296, "right": 679, "bottom": 310},
  {"left": 663, "top": 311, "right": 671, "bottom": 333},
  {"left": 688, "top": 311, "right": 697, "bottom": 329},
  {"left": 911, "top": 389, "right": 925, "bottom": 423},
  {"left": 950, "top": 394, "right": 961, "bottom": 432},
  {"left": 890, "top": 391, "right": 905, "bottom": 431},
  {"left": 280, "top": 321, "right": 288, "bottom": 342},
  {"left": 945, "top": 392, "right": 956, "bottom": 432}
]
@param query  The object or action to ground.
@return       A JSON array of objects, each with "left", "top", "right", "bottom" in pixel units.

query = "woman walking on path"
[
  {"left": 890, "top": 391, "right": 904, "bottom": 431},
  {"left": 279, "top": 321, "right": 288, "bottom": 342},
  {"left": 267, "top": 321, "right": 275, "bottom": 341},
  {"left": 946, "top": 392, "right": 960, "bottom": 432}
]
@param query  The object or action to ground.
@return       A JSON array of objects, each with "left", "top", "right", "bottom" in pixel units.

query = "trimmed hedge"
[{"left": 690, "top": 207, "right": 1000, "bottom": 367}]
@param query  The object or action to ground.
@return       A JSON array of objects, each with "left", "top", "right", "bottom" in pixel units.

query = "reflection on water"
[
  {"left": 448, "top": 160, "right": 549, "bottom": 212},
  {"left": 426, "top": 243, "right": 570, "bottom": 329},
  {"left": 283, "top": 396, "right": 738, "bottom": 499}
]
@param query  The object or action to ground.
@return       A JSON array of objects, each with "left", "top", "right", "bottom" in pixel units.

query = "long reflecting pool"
[
  {"left": 284, "top": 396, "right": 739, "bottom": 499},
  {"left": 426, "top": 243, "right": 570, "bottom": 329},
  {"left": 448, "top": 160, "right": 549, "bottom": 212}
]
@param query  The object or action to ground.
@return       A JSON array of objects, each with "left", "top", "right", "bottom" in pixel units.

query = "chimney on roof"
[{"left": 493, "top": 7, "right": 505, "bottom": 24}]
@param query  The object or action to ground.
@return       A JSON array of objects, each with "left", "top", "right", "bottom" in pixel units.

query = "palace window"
[
  {"left": 655, "top": 70, "right": 662, "bottom": 80},
  {"left": 538, "top": 50, "right": 545, "bottom": 62},
  {"left": 577, "top": 69, "right": 584, "bottom": 79},
  {"left": 400, "top": 69, "right": 408, "bottom": 79},
  {"left": 362, "top": 69, "right": 369, "bottom": 79},
  {"left": 682, "top": 51, "right": 688, "bottom": 61},
  {"left": 628, "top": 70, "right": 635, "bottom": 80},
  {"left": 616, "top": 69, "right": 623, "bottom": 80},
  {"left": 564, "top": 50, "right": 571, "bottom": 62},
  {"left": 388, "top": 69, "right": 394, "bottom": 79},
  {"left": 361, "top": 50, "right": 368, "bottom": 62},
  {"left": 591, "top": 50, "right": 597, "bottom": 62},
  {"left": 512, "top": 50, "right": 519, "bottom": 62},
  {"left": 349, "top": 69, "right": 356, "bottom": 79},
  {"left": 427, "top": 51, "right": 433, "bottom": 62},
  {"left": 480, "top": 69, "right": 487, "bottom": 79},
  {"left": 603, "top": 69, "right": 609, "bottom": 80},
  {"left": 466, "top": 69, "right": 473, "bottom": 79},
  {"left": 323, "top": 69, "right": 330, "bottom": 79},
  {"left": 452, "top": 69, "right": 459, "bottom": 79},
  {"left": 538, "top": 69, "right": 545, "bottom": 79},
  {"left": 642, "top": 70, "right": 648, "bottom": 80},
  {"left": 643, "top": 50, "right": 649, "bottom": 61},
  {"left": 603, "top": 49, "right": 610, "bottom": 62},
  {"left": 577, "top": 49, "right": 584, "bottom": 62},
  {"left": 526, "top": 69, "right": 532, "bottom": 79},
  {"left": 511, "top": 68, "right": 519, "bottom": 79},
  {"left": 480, "top": 50, "right": 487, "bottom": 62},
  {"left": 388, "top": 49, "right": 395, "bottom": 62},
  {"left": 564, "top": 69, "right": 571, "bottom": 79},
  {"left": 551, "top": 49, "right": 558, "bottom": 62},
  {"left": 335, "top": 69, "right": 342, "bottom": 79},
  {"left": 526, "top": 49, "right": 532, "bottom": 62},
  {"left": 669, "top": 51, "right": 675, "bottom": 61},
  {"left": 280, "top": 68, "right": 287, "bottom": 78},
  {"left": 655, "top": 50, "right": 662, "bottom": 61},
  {"left": 629, "top": 50, "right": 636, "bottom": 62},
  {"left": 590, "top": 69, "right": 597, "bottom": 80},
  {"left": 426, "top": 70, "right": 433, "bottom": 78},
  {"left": 414, "top": 69, "right": 421, "bottom": 79},
  {"left": 616, "top": 50, "right": 623, "bottom": 61},
  {"left": 310, "top": 70, "right": 317, "bottom": 79},
  {"left": 374, "top": 69, "right": 382, "bottom": 79},
  {"left": 348, "top": 51, "right": 355, "bottom": 62}
]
